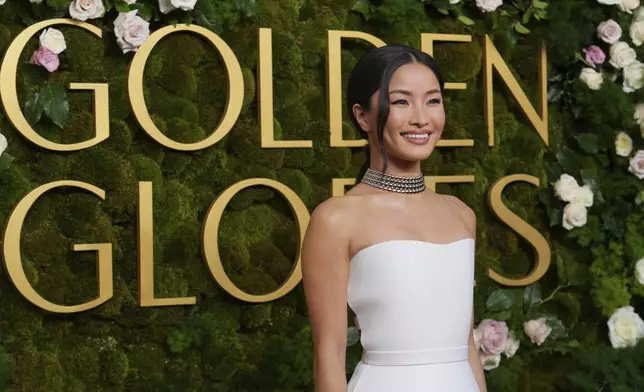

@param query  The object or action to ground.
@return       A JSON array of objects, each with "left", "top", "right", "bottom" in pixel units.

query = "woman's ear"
[{"left": 352, "top": 103, "right": 372, "bottom": 133}]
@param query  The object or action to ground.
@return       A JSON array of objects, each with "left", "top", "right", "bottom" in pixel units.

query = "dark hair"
[{"left": 346, "top": 44, "right": 445, "bottom": 181}]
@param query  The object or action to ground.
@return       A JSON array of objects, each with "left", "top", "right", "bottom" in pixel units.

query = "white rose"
[
  {"left": 598, "top": 0, "right": 622, "bottom": 4},
  {"left": 618, "top": 0, "right": 640, "bottom": 13},
  {"left": 473, "top": 328, "right": 482, "bottom": 351},
  {"left": 69, "top": 0, "right": 105, "bottom": 21},
  {"left": 476, "top": 0, "right": 503, "bottom": 12},
  {"left": 615, "top": 132, "right": 634, "bottom": 157},
  {"left": 479, "top": 352, "right": 501, "bottom": 371},
  {"left": 125, "top": 0, "right": 136, "bottom": 3},
  {"left": 579, "top": 67, "right": 604, "bottom": 90},
  {"left": 607, "top": 306, "right": 644, "bottom": 348},
  {"left": 0, "top": 0, "right": 6, "bottom": 5},
  {"left": 609, "top": 41, "right": 637, "bottom": 68},
  {"left": 597, "top": 19, "right": 623, "bottom": 44},
  {"left": 0, "top": 133, "right": 7, "bottom": 157},
  {"left": 113, "top": 11, "right": 150, "bottom": 54},
  {"left": 634, "top": 103, "right": 644, "bottom": 130},
  {"left": 562, "top": 202, "right": 588, "bottom": 230},
  {"left": 30, "top": 0, "right": 43, "bottom": 3},
  {"left": 628, "top": 150, "right": 644, "bottom": 179},
  {"left": 571, "top": 185, "right": 594, "bottom": 207},
  {"left": 39, "top": 28, "right": 66, "bottom": 55},
  {"left": 450, "top": 0, "right": 461, "bottom": 3},
  {"left": 630, "top": 20, "right": 644, "bottom": 45},
  {"left": 554, "top": 174, "right": 580, "bottom": 202},
  {"left": 503, "top": 331, "right": 520, "bottom": 358},
  {"left": 158, "top": 0, "right": 198, "bottom": 13},
  {"left": 635, "top": 6, "right": 644, "bottom": 21},
  {"left": 623, "top": 60, "right": 644, "bottom": 92},
  {"left": 635, "top": 258, "right": 644, "bottom": 284},
  {"left": 524, "top": 317, "right": 552, "bottom": 346}
]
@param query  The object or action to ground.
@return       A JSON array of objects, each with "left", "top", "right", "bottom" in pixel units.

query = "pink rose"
[
  {"left": 524, "top": 317, "right": 552, "bottom": 346},
  {"left": 583, "top": 45, "right": 606, "bottom": 66},
  {"left": 597, "top": 19, "right": 622, "bottom": 44},
  {"left": 31, "top": 47, "right": 59, "bottom": 73},
  {"left": 475, "top": 319, "right": 508, "bottom": 355},
  {"left": 628, "top": 150, "right": 644, "bottom": 179}
]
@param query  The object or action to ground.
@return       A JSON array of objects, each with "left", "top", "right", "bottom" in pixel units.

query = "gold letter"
[
  {"left": 258, "top": 28, "right": 312, "bottom": 148},
  {"left": 421, "top": 33, "right": 474, "bottom": 148},
  {"left": 327, "top": 30, "right": 386, "bottom": 148},
  {"left": 421, "top": 33, "right": 471, "bottom": 91},
  {"left": 2, "top": 181, "right": 113, "bottom": 313},
  {"left": 138, "top": 182, "right": 196, "bottom": 306},
  {"left": 202, "top": 179, "right": 310, "bottom": 303},
  {"left": 484, "top": 35, "right": 548, "bottom": 147},
  {"left": 129, "top": 24, "right": 244, "bottom": 151},
  {"left": 331, "top": 175, "right": 475, "bottom": 196},
  {"left": 487, "top": 174, "right": 551, "bottom": 286},
  {"left": 0, "top": 20, "right": 108, "bottom": 151}
]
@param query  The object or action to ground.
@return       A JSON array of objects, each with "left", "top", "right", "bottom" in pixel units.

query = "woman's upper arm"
[{"left": 301, "top": 200, "right": 351, "bottom": 355}]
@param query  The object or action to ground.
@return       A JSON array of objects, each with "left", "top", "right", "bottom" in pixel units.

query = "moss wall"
[{"left": 0, "top": 0, "right": 642, "bottom": 391}]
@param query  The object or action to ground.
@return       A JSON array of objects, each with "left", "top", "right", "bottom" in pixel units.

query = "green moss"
[
  {"left": 271, "top": 32, "right": 304, "bottom": 78},
  {"left": 276, "top": 168, "right": 313, "bottom": 204},
  {"left": 158, "top": 66, "right": 199, "bottom": 100},
  {"left": 592, "top": 276, "right": 632, "bottom": 317},
  {"left": 61, "top": 26, "right": 105, "bottom": 80}
]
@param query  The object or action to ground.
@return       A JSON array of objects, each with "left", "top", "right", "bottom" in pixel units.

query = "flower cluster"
[
  {"left": 553, "top": 174, "right": 594, "bottom": 230},
  {"left": 31, "top": 28, "right": 66, "bottom": 73},
  {"left": 580, "top": 11, "right": 644, "bottom": 93},
  {"left": 473, "top": 317, "right": 553, "bottom": 371}
]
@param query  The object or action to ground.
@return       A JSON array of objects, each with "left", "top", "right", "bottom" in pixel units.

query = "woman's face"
[{"left": 354, "top": 62, "right": 445, "bottom": 165}]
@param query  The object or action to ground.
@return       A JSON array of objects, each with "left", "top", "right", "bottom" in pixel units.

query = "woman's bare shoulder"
[{"left": 438, "top": 194, "right": 476, "bottom": 234}]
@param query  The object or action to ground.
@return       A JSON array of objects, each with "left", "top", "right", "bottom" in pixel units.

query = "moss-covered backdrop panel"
[{"left": 0, "top": 0, "right": 643, "bottom": 391}]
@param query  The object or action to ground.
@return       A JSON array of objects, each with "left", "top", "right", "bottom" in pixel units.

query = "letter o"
[
  {"left": 202, "top": 178, "right": 310, "bottom": 303},
  {"left": 129, "top": 24, "right": 244, "bottom": 151}
]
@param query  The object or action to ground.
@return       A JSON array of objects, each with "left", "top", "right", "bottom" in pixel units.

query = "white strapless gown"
[{"left": 347, "top": 239, "right": 479, "bottom": 392}]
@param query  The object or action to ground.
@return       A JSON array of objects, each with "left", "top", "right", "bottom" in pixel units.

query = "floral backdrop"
[{"left": 0, "top": 0, "right": 643, "bottom": 391}]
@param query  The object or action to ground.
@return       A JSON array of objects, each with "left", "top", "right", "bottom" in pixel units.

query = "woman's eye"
[
  {"left": 391, "top": 99, "right": 408, "bottom": 105},
  {"left": 428, "top": 98, "right": 442, "bottom": 104}
]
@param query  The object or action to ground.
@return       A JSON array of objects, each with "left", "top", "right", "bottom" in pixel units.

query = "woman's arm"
[
  {"left": 302, "top": 200, "right": 351, "bottom": 392},
  {"left": 468, "top": 309, "right": 488, "bottom": 392}
]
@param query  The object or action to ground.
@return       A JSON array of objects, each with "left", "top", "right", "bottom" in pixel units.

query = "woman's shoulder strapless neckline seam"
[{"left": 350, "top": 238, "right": 474, "bottom": 261}]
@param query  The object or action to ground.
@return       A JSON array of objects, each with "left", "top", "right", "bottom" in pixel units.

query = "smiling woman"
[{"left": 301, "top": 45, "right": 487, "bottom": 392}]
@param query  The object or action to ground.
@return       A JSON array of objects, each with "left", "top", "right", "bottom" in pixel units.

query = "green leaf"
[
  {"left": 351, "top": 0, "right": 372, "bottom": 20},
  {"left": 490, "top": 310, "right": 513, "bottom": 321},
  {"left": 24, "top": 92, "right": 44, "bottom": 127},
  {"left": 556, "top": 253, "right": 587, "bottom": 286},
  {"left": 0, "top": 153, "right": 14, "bottom": 172},
  {"left": 437, "top": 8, "right": 449, "bottom": 15},
  {"left": 547, "top": 84, "right": 564, "bottom": 103},
  {"left": 554, "top": 292, "right": 580, "bottom": 327},
  {"left": 457, "top": 15, "right": 475, "bottom": 26},
  {"left": 544, "top": 315, "right": 567, "bottom": 339},
  {"left": 556, "top": 146, "right": 582, "bottom": 174},
  {"left": 532, "top": 0, "right": 549, "bottom": 9},
  {"left": 522, "top": 9, "right": 533, "bottom": 25},
  {"left": 40, "top": 83, "right": 70, "bottom": 129},
  {"left": 114, "top": 2, "right": 131, "bottom": 12},
  {"left": 193, "top": 10, "right": 215, "bottom": 29},
  {"left": 574, "top": 133, "right": 599, "bottom": 154},
  {"left": 347, "top": 327, "right": 360, "bottom": 346},
  {"left": 514, "top": 22, "right": 531, "bottom": 34},
  {"left": 131, "top": 4, "right": 155, "bottom": 21},
  {"left": 580, "top": 168, "right": 605, "bottom": 204},
  {"left": 486, "top": 289, "right": 515, "bottom": 312},
  {"left": 524, "top": 283, "right": 542, "bottom": 313}
]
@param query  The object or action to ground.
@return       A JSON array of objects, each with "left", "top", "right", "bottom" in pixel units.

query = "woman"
[{"left": 301, "top": 45, "right": 487, "bottom": 392}]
